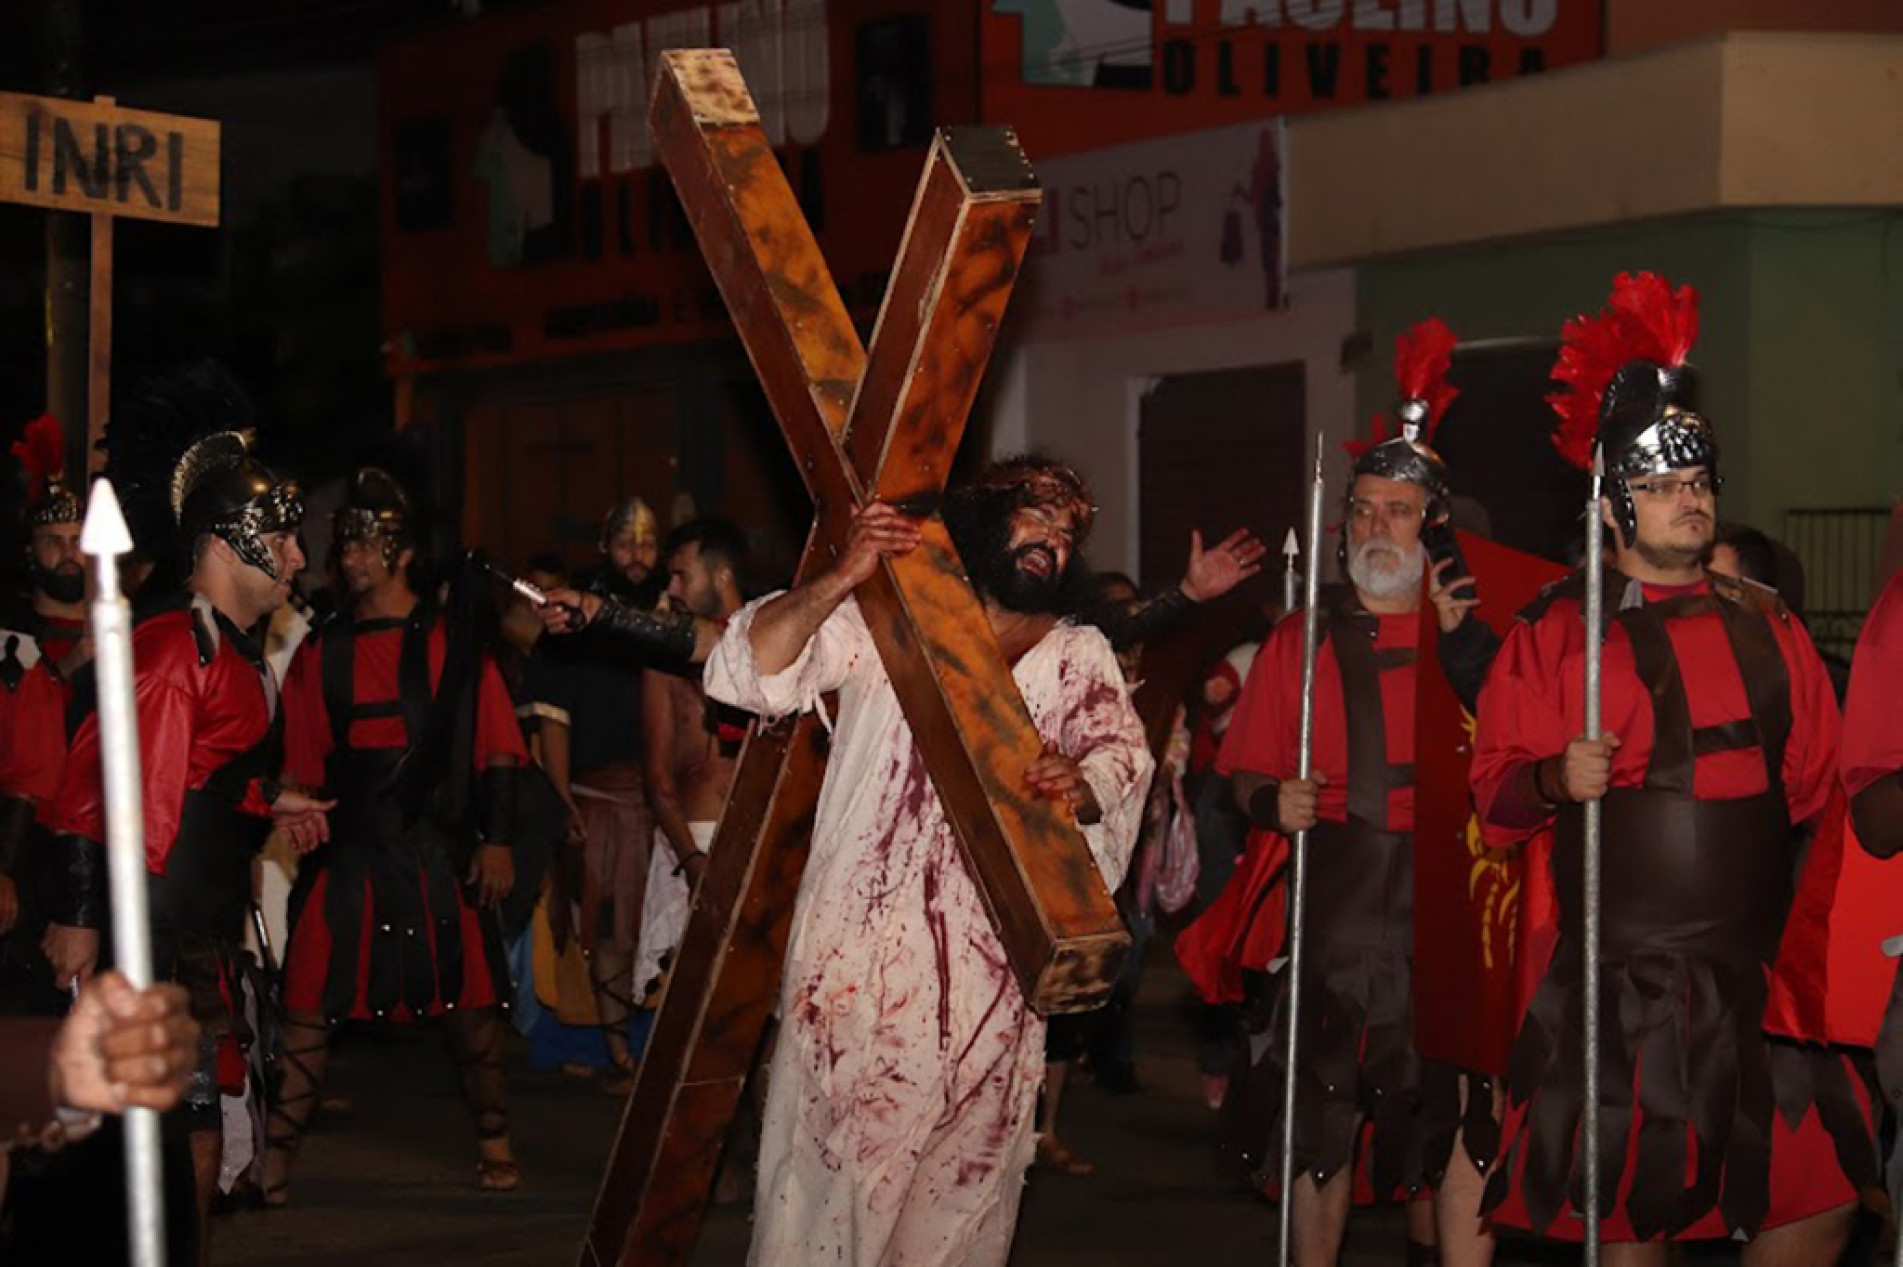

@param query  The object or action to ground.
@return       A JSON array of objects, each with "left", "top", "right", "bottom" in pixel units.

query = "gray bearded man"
[
  {"left": 703, "top": 455, "right": 1153, "bottom": 1266},
  {"left": 1215, "top": 318, "right": 1499, "bottom": 1267}
]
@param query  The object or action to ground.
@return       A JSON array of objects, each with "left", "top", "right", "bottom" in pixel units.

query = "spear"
[
  {"left": 1581, "top": 450, "right": 1606, "bottom": 1265},
  {"left": 82, "top": 479, "right": 167, "bottom": 1267},
  {"left": 1277, "top": 443, "right": 1326, "bottom": 1267},
  {"left": 1282, "top": 527, "right": 1300, "bottom": 616}
]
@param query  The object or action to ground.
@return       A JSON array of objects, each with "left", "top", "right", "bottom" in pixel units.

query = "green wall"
[{"left": 1356, "top": 211, "right": 1903, "bottom": 533}]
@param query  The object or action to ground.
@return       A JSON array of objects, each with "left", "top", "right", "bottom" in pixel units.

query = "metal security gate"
[{"left": 1784, "top": 506, "right": 1891, "bottom": 660}]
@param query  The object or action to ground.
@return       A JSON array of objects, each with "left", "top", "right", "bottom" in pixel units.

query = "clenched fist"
[{"left": 1555, "top": 734, "right": 1620, "bottom": 803}]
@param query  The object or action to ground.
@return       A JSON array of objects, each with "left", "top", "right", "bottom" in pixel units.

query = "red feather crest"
[
  {"left": 1393, "top": 317, "right": 1458, "bottom": 444},
  {"left": 1342, "top": 318, "right": 1460, "bottom": 462},
  {"left": 11, "top": 414, "right": 66, "bottom": 498},
  {"left": 1548, "top": 271, "right": 1700, "bottom": 471}
]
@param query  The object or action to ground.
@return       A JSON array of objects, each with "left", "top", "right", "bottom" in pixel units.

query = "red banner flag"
[{"left": 1412, "top": 532, "right": 1566, "bottom": 1075}]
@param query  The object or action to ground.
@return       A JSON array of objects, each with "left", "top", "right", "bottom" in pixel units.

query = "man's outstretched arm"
[{"left": 535, "top": 591, "right": 714, "bottom": 668}]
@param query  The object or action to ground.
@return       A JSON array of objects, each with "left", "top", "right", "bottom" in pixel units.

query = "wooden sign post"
[
  {"left": 0, "top": 91, "right": 221, "bottom": 466},
  {"left": 581, "top": 49, "right": 1129, "bottom": 1267}
]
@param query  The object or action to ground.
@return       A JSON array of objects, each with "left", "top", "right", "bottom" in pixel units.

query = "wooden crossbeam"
[{"left": 579, "top": 49, "right": 1128, "bottom": 1267}]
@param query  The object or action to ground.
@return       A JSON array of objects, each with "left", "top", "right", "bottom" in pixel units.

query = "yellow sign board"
[{"left": 0, "top": 92, "right": 219, "bottom": 227}]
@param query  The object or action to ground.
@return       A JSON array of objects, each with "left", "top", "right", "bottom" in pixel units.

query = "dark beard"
[
  {"left": 961, "top": 534, "right": 1085, "bottom": 616},
  {"left": 944, "top": 485, "right": 1090, "bottom": 617},
  {"left": 984, "top": 546, "right": 1081, "bottom": 615},
  {"left": 1634, "top": 537, "right": 1712, "bottom": 572},
  {"left": 34, "top": 565, "right": 83, "bottom": 605}
]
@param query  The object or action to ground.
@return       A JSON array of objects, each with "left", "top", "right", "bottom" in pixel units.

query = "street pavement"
[{"left": 212, "top": 950, "right": 1789, "bottom": 1266}]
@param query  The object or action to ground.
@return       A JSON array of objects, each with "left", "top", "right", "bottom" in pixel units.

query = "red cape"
[{"left": 1412, "top": 533, "right": 1566, "bottom": 1074}]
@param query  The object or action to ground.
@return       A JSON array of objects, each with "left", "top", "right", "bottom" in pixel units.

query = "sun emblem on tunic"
[{"left": 1460, "top": 708, "right": 1520, "bottom": 971}]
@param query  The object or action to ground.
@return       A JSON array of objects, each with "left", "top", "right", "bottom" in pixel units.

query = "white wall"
[{"left": 985, "top": 267, "right": 1358, "bottom": 579}]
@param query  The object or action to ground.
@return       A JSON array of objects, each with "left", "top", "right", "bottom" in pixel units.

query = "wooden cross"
[{"left": 580, "top": 50, "right": 1129, "bottom": 1267}]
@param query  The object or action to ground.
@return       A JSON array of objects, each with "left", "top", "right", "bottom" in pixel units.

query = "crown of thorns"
[{"left": 971, "top": 457, "right": 1097, "bottom": 541}]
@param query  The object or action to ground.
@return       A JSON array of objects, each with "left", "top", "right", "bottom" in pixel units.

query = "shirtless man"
[{"left": 634, "top": 518, "right": 749, "bottom": 998}]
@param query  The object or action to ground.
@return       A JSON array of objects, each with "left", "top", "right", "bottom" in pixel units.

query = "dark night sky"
[{"left": 1, "top": 2, "right": 461, "bottom": 93}]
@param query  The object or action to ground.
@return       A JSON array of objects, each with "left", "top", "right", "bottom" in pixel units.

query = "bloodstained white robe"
[{"left": 705, "top": 596, "right": 1152, "bottom": 1267}]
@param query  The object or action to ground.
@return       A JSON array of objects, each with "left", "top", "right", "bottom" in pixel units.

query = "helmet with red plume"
[
  {"left": 1344, "top": 317, "right": 1459, "bottom": 516},
  {"left": 11, "top": 414, "right": 81, "bottom": 528},
  {"left": 1548, "top": 271, "right": 1715, "bottom": 545}
]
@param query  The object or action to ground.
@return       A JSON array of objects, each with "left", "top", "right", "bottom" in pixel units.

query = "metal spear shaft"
[
  {"left": 82, "top": 479, "right": 167, "bottom": 1267},
  {"left": 1276, "top": 443, "right": 1326, "bottom": 1267},
  {"left": 1282, "top": 528, "right": 1300, "bottom": 616},
  {"left": 1581, "top": 452, "right": 1606, "bottom": 1266}
]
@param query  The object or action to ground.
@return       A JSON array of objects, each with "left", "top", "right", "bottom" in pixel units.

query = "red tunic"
[
  {"left": 1472, "top": 576, "right": 1854, "bottom": 1242},
  {"left": 278, "top": 615, "right": 526, "bottom": 1021},
  {"left": 1473, "top": 580, "right": 1836, "bottom": 831},
  {"left": 1844, "top": 571, "right": 1903, "bottom": 799},
  {"left": 49, "top": 606, "right": 275, "bottom": 873},
  {"left": 1176, "top": 608, "right": 1417, "bottom": 1005},
  {"left": 280, "top": 619, "right": 527, "bottom": 785},
  {"left": 0, "top": 614, "right": 86, "bottom": 822},
  {"left": 0, "top": 664, "right": 70, "bottom": 813},
  {"left": 1217, "top": 608, "right": 1417, "bottom": 828}
]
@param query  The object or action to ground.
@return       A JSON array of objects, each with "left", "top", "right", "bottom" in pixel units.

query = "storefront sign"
[
  {"left": 1016, "top": 118, "right": 1285, "bottom": 341},
  {"left": 983, "top": 0, "right": 1602, "bottom": 160}
]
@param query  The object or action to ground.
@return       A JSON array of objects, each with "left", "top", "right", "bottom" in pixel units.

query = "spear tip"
[
  {"left": 80, "top": 479, "right": 134, "bottom": 557},
  {"left": 1282, "top": 527, "right": 1300, "bottom": 557}
]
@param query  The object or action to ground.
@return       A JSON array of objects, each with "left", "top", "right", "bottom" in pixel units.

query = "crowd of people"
[{"left": 2, "top": 265, "right": 1903, "bottom": 1267}]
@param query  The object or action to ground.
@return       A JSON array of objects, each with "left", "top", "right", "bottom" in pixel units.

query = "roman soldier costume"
[
  {"left": 0, "top": 415, "right": 87, "bottom": 1015},
  {"left": 46, "top": 373, "right": 305, "bottom": 1129},
  {"left": 1473, "top": 272, "right": 1868, "bottom": 1241},
  {"left": 271, "top": 468, "right": 527, "bottom": 1189},
  {"left": 1196, "top": 320, "right": 1465, "bottom": 1198},
  {"left": 280, "top": 470, "right": 526, "bottom": 1021}
]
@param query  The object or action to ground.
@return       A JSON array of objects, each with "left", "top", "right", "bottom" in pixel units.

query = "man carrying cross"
[{"left": 702, "top": 454, "right": 1152, "bottom": 1266}]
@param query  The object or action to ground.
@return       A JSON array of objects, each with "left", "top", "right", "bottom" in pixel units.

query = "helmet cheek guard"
[
  {"left": 1607, "top": 477, "right": 1638, "bottom": 550},
  {"left": 174, "top": 433, "right": 304, "bottom": 582},
  {"left": 215, "top": 481, "right": 305, "bottom": 580},
  {"left": 335, "top": 508, "right": 409, "bottom": 574},
  {"left": 334, "top": 468, "right": 416, "bottom": 578}
]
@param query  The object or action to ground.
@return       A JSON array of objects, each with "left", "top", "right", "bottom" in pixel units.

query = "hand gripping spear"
[
  {"left": 1276, "top": 444, "right": 1326, "bottom": 1267},
  {"left": 1581, "top": 450, "right": 1606, "bottom": 1265},
  {"left": 82, "top": 479, "right": 168, "bottom": 1267}
]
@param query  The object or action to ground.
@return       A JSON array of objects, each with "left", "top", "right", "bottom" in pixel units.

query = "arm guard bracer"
[
  {"left": 1089, "top": 587, "right": 1193, "bottom": 653},
  {"left": 47, "top": 833, "right": 106, "bottom": 929},
  {"left": 592, "top": 599, "right": 698, "bottom": 666},
  {"left": 1244, "top": 777, "right": 1285, "bottom": 834}
]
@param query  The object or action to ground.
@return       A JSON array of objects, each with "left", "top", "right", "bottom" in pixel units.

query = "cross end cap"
[
  {"left": 939, "top": 127, "right": 1041, "bottom": 198},
  {"left": 659, "top": 49, "right": 760, "bottom": 127}
]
